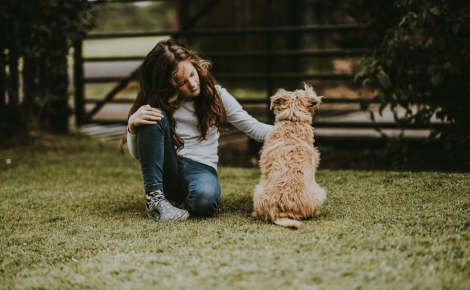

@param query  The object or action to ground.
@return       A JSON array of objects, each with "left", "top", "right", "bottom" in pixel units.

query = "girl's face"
[{"left": 174, "top": 61, "right": 200, "bottom": 99}]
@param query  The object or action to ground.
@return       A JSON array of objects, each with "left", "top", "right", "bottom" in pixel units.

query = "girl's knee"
[
  {"left": 138, "top": 108, "right": 168, "bottom": 132},
  {"left": 186, "top": 183, "right": 220, "bottom": 217}
]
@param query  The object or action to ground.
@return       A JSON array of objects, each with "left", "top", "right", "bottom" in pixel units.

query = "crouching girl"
[{"left": 119, "top": 39, "right": 273, "bottom": 221}]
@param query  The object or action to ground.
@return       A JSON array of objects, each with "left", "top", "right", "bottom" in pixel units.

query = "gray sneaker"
[{"left": 146, "top": 190, "right": 189, "bottom": 221}]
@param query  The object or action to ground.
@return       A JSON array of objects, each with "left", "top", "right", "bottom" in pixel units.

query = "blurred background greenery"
[
  {"left": 92, "top": 1, "right": 174, "bottom": 32},
  {"left": 1, "top": 0, "right": 469, "bottom": 168}
]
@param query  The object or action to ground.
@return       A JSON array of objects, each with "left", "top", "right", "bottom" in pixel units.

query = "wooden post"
[
  {"left": 0, "top": 50, "right": 5, "bottom": 110},
  {"left": 287, "top": 0, "right": 304, "bottom": 91},
  {"left": 74, "top": 39, "right": 85, "bottom": 127},
  {"left": 176, "top": 0, "right": 189, "bottom": 40},
  {"left": 248, "top": 0, "right": 274, "bottom": 163},
  {"left": 266, "top": 0, "right": 274, "bottom": 123}
]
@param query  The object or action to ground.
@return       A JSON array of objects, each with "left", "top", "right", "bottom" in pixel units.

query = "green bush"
[
  {"left": 349, "top": 0, "right": 470, "bottom": 157},
  {"left": 0, "top": 0, "right": 94, "bottom": 141}
]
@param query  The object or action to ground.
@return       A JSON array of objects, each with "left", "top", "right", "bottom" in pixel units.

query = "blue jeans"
[{"left": 136, "top": 109, "right": 221, "bottom": 217}]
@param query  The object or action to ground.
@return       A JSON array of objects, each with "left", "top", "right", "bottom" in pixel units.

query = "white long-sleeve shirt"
[{"left": 127, "top": 85, "right": 273, "bottom": 169}]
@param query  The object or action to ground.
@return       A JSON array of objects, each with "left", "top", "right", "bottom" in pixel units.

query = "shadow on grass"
[
  {"left": 85, "top": 191, "right": 255, "bottom": 221},
  {"left": 84, "top": 196, "right": 146, "bottom": 219},
  {"left": 218, "top": 193, "right": 253, "bottom": 215}
]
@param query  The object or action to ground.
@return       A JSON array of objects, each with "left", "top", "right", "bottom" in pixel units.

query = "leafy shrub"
[
  {"left": 0, "top": 0, "right": 94, "bottom": 141},
  {"left": 348, "top": 0, "right": 470, "bottom": 158}
]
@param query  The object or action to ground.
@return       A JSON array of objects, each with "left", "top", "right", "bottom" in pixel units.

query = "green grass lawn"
[{"left": 1, "top": 134, "right": 469, "bottom": 289}]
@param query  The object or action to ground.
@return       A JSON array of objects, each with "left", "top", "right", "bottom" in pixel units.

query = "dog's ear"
[
  {"left": 270, "top": 89, "right": 290, "bottom": 110},
  {"left": 303, "top": 83, "right": 323, "bottom": 107}
]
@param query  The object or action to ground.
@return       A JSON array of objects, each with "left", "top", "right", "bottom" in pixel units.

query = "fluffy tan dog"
[{"left": 253, "top": 84, "right": 326, "bottom": 228}]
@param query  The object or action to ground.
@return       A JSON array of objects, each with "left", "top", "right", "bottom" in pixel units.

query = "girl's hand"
[
  {"left": 312, "top": 127, "right": 315, "bottom": 143},
  {"left": 128, "top": 105, "right": 164, "bottom": 134}
]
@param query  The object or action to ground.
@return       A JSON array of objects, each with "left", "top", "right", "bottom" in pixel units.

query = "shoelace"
[{"left": 147, "top": 190, "right": 165, "bottom": 211}]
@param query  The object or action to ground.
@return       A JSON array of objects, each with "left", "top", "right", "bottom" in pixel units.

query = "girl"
[{"left": 119, "top": 39, "right": 274, "bottom": 221}]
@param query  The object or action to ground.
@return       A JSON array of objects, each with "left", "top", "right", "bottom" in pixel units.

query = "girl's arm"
[{"left": 217, "top": 85, "right": 273, "bottom": 142}]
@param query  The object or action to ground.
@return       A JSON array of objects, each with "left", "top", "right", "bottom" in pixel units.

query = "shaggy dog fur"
[{"left": 253, "top": 84, "right": 326, "bottom": 228}]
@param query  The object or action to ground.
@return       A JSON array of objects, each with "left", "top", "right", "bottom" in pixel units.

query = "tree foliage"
[
  {"left": 348, "top": 0, "right": 470, "bottom": 157},
  {"left": 0, "top": 0, "right": 94, "bottom": 143}
]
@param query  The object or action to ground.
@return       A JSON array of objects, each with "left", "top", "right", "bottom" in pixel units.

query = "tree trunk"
[
  {"left": 22, "top": 54, "right": 41, "bottom": 126},
  {"left": 4, "top": 25, "right": 28, "bottom": 141},
  {"left": 0, "top": 50, "right": 5, "bottom": 114},
  {"left": 43, "top": 35, "right": 69, "bottom": 133},
  {"left": 0, "top": 50, "right": 7, "bottom": 145}
]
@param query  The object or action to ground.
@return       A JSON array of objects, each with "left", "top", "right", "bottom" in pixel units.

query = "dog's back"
[
  {"left": 253, "top": 121, "right": 325, "bottom": 228},
  {"left": 253, "top": 85, "right": 326, "bottom": 228}
]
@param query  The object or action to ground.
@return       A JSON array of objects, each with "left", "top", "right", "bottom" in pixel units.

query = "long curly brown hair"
[{"left": 119, "top": 39, "right": 227, "bottom": 155}]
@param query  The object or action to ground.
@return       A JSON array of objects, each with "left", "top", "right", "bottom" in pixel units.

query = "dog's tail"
[{"left": 274, "top": 218, "right": 301, "bottom": 229}]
